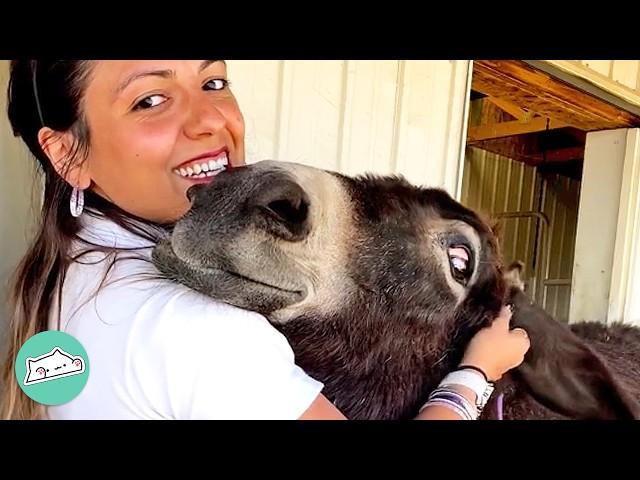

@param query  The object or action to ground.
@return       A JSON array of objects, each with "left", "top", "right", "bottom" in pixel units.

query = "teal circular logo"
[{"left": 15, "top": 331, "right": 90, "bottom": 406}]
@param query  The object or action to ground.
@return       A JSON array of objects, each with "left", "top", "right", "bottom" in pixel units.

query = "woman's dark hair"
[{"left": 1, "top": 60, "right": 163, "bottom": 419}]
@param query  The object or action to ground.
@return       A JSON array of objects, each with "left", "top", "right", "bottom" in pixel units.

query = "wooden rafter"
[
  {"left": 468, "top": 140, "right": 584, "bottom": 167},
  {"left": 485, "top": 96, "right": 531, "bottom": 121},
  {"left": 532, "top": 146, "right": 585, "bottom": 163},
  {"left": 467, "top": 117, "right": 567, "bottom": 142},
  {"left": 472, "top": 60, "right": 640, "bottom": 131}
]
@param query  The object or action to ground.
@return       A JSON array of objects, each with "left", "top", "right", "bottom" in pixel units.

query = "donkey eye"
[{"left": 448, "top": 245, "right": 472, "bottom": 286}]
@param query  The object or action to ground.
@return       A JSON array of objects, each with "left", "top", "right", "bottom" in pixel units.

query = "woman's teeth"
[{"left": 174, "top": 155, "right": 229, "bottom": 179}]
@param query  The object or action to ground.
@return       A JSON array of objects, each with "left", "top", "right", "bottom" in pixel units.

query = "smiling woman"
[
  {"left": 53, "top": 60, "right": 245, "bottom": 223},
  {"left": 0, "top": 60, "right": 529, "bottom": 420}
]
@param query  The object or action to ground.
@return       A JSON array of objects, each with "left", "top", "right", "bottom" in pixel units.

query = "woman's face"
[{"left": 81, "top": 60, "right": 245, "bottom": 223}]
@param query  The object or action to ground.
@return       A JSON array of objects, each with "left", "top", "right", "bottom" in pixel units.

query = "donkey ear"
[
  {"left": 508, "top": 288, "right": 640, "bottom": 420},
  {"left": 504, "top": 260, "right": 526, "bottom": 292},
  {"left": 479, "top": 213, "right": 504, "bottom": 245}
]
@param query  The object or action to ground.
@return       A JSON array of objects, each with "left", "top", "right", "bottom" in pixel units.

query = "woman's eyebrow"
[
  {"left": 114, "top": 68, "right": 174, "bottom": 97},
  {"left": 114, "top": 60, "right": 224, "bottom": 97},
  {"left": 199, "top": 59, "right": 225, "bottom": 72}
]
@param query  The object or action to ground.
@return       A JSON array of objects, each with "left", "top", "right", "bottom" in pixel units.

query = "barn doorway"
[{"left": 460, "top": 60, "right": 640, "bottom": 323}]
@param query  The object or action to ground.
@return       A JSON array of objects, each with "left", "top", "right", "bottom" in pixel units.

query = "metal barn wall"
[
  {"left": 539, "top": 172, "right": 581, "bottom": 323},
  {"left": 460, "top": 146, "right": 539, "bottom": 271},
  {"left": 460, "top": 94, "right": 582, "bottom": 323},
  {"left": 227, "top": 60, "right": 471, "bottom": 194},
  {"left": 461, "top": 146, "right": 581, "bottom": 324}
]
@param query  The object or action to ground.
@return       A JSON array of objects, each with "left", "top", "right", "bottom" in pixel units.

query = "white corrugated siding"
[
  {"left": 580, "top": 60, "right": 640, "bottom": 89},
  {"left": 544, "top": 60, "right": 640, "bottom": 107},
  {"left": 227, "top": 60, "right": 471, "bottom": 194}
]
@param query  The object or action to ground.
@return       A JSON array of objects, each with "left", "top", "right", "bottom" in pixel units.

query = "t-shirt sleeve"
[{"left": 129, "top": 287, "right": 324, "bottom": 420}]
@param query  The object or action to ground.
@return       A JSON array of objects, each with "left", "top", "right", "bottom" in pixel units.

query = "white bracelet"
[
  {"left": 440, "top": 370, "right": 489, "bottom": 395},
  {"left": 439, "top": 370, "right": 495, "bottom": 415}
]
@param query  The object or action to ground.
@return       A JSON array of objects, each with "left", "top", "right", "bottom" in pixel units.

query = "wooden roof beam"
[
  {"left": 467, "top": 117, "right": 567, "bottom": 142},
  {"left": 467, "top": 141, "right": 584, "bottom": 165},
  {"left": 485, "top": 96, "right": 533, "bottom": 121}
]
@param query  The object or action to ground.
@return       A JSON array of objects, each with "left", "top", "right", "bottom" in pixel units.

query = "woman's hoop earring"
[{"left": 70, "top": 186, "right": 84, "bottom": 217}]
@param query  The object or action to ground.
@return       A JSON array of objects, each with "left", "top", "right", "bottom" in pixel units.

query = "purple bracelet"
[
  {"left": 430, "top": 390, "right": 476, "bottom": 415},
  {"left": 424, "top": 399, "right": 473, "bottom": 420},
  {"left": 422, "top": 387, "right": 478, "bottom": 420}
]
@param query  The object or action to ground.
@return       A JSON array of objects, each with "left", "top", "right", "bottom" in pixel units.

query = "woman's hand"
[{"left": 459, "top": 305, "right": 530, "bottom": 382}]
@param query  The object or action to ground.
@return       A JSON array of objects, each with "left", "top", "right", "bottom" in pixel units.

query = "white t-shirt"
[{"left": 46, "top": 212, "right": 324, "bottom": 420}]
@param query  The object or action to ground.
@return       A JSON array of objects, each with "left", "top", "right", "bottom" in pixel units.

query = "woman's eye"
[
  {"left": 133, "top": 94, "right": 167, "bottom": 111},
  {"left": 204, "top": 78, "right": 229, "bottom": 91},
  {"left": 448, "top": 245, "right": 471, "bottom": 285}
]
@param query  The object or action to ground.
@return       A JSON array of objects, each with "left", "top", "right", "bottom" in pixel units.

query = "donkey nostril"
[
  {"left": 186, "top": 184, "right": 205, "bottom": 202},
  {"left": 267, "top": 198, "right": 308, "bottom": 226},
  {"left": 252, "top": 178, "right": 311, "bottom": 241}
]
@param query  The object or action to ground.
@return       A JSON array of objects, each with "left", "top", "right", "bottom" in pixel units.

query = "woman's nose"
[{"left": 183, "top": 96, "right": 227, "bottom": 139}]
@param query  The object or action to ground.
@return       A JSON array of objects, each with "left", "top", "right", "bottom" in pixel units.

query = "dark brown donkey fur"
[{"left": 152, "top": 160, "right": 640, "bottom": 420}]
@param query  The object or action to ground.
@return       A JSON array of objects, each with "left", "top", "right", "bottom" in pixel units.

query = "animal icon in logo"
[{"left": 23, "top": 347, "right": 85, "bottom": 386}]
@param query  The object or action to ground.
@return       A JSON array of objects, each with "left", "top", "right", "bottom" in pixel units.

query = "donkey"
[{"left": 152, "top": 160, "right": 640, "bottom": 420}]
